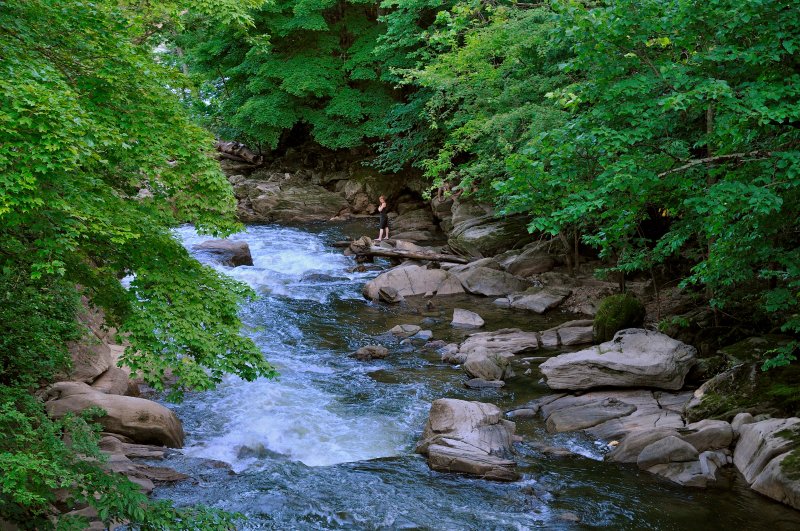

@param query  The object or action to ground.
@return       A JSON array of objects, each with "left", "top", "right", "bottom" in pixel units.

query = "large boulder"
[
  {"left": 416, "top": 399, "right": 518, "bottom": 481},
  {"left": 68, "top": 336, "right": 114, "bottom": 384},
  {"left": 539, "top": 329, "right": 697, "bottom": 391},
  {"left": 463, "top": 349, "right": 515, "bottom": 381},
  {"left": 456, "top": 267, "right": 532, "bottom": 297},
  {"left": 733, "top": 417, "right": 800, "bottom": 484},
  {"left": 363, "top": 264, "right": 464, "bottom": 300},
  {"left": 350, "top": 345, "right": 389, "bottom": 361},
  {"left": 237, "top": 179, "right": 350, "bottom": 222},
  {"left": 637, "top": 436, "right": 699, "bottom": 470},
  {"left": 504, "top": 241, "right": 558, "bottom": 277},
  {"left": 193, "top": 239, "right": 253, "bottom": 267},
  {"left": 391, "top": 208, "right": 439, "bottom": 234},
  {"left": 751, "top": 451, "right": 800, "bottom": 510},
  {"left": 45, "top": 381, "right": 184, "bottom": 447},
  {"left": 502, "top": 287, "right": 572, "bottom": 313}
]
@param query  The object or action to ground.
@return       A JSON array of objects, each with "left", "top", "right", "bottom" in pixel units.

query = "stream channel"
[{"left": 153, "top": 222, "right": 800, "bottom": 530}]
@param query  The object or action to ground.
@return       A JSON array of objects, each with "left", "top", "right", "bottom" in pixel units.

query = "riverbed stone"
[
  {"left": 350, "top": 345, "right": 389, "bottom": 361},
  {"left": 539, "top": 329, "right": 697, "bottom": 391},
  {"left": 733, "top": 417, "right": 800, "bottom": 484},
  {"left": 390, "top": 324, "right": 421, "bottom": 338},
  {"left": 45, "top": 381, "right": 184, "bottom": 447},
  {"left": 464, "top": 378, "right": 505, "bottom": 389},
  {"left": 463, "top": 349, "right": 515, "bottom": 381},
  {"left": 452, "top": 308, "right": 485, "bottom": 328},
  {"left": 378, "top": 286, "right": 404, "bottom": 303},
  {"left": 193, "top": 239, "right": 253, "bottom": 267},
  {"left": 416, "top": 398, "right": 518, "bottom": 481}
]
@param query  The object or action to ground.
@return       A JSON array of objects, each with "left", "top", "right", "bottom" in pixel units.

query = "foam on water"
[{"left": 173, "top": 225, "right": 420, "bottom": 472}]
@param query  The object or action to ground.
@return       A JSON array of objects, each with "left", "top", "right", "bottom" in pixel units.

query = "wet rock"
[
  {"left": 733, "top": 417, "right": 800, "bottom": 484},
  {"left": 507, "top": 287, "right": 572, "bottom": 313},
  {"left": 378, "top": 286, "right": 405, "bottom": 303},
  {"left": 390, "top": 324, "right": 421, "bottom": 338},
  {"left": 193, "top": 239, "right": 253, "bottom": 267},
  {"left": 416, "top": 398, "right": 518, "bottom": 481},
  {"left": 506, "top": 408, "right": 538, "bottom": 419},
  {"left": 412, "top": 330, "right": 433, "bottom": 341},
  {"left": 45, "top": 381, "right": 184, "bottom": 447},
  {"left": 452, "top": 308, "right": 484, "bottom": 328},
  {"left": 350, "top": 345, "right": 389, "bottom": 361},
  {"left": 539, "top": 329, "right": 697, "bottom": 391},
  {"left": 464, "top": 378, "right": 505, "bottom": 389},
  {"left": 463, "top": 349, "right": 515, "bottom": 381},
  {"left": 441, "top": 343, "right": 467, "bottom": 365}
]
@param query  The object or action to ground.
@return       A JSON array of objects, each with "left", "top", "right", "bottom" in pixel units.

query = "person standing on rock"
[{"left": 377, "top": 195, "right": 389, "bottom": 241}]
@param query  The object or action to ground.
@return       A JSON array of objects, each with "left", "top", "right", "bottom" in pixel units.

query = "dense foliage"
[
  {"left": 1, "top": 0, "right": 274, "bottom": 527},
  {"left": 179, "top": 0, "right": 799, "bottom": 367}
]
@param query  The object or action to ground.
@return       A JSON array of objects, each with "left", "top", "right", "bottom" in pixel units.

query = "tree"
[
  {"left": 176, "top": 0, "right": 396, "bottom": 150},
  {"left": 0, "top": 0, "right": 274, "bottom": 526}
]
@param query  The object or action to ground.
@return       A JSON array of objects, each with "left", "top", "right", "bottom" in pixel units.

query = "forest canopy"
[
  {"left": 1, "top": 0, "right": 799, "bottom": 528},
  {"left": 179, "top": 0, "right": 800, "bottom": 366}
]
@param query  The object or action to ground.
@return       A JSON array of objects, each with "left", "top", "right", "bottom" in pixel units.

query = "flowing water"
[{"left": 154, "top": 222, "right": 800, "bottom": 530}]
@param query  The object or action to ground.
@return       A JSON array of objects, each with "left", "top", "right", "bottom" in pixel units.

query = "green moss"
[
  {"left": 776, "top": 426, "right": 800, "bottom": 480},
  {"left": 593, "top": 294, "right": 646, "bottom": 343}
]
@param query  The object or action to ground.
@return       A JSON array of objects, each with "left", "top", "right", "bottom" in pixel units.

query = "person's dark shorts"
[{"left": 379, "top": 216, "right": 388, "bottom": 229}]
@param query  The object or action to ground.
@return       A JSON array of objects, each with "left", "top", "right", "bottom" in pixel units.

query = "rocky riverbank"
[{"left": 216, "top": 147, "right": 800, "bottom": 512}]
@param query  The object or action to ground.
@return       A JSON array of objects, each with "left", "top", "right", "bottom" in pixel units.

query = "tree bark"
[{"left": 215, "top": 141, "right": 264, "bottom": 165}]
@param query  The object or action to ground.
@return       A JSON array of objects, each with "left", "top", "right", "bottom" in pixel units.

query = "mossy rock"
[{"left": 593, "top": 294, "right": 646, "bottom": 343}]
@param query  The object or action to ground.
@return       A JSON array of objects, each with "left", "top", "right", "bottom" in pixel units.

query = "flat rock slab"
[
  {"left": 545, "top": 398, "right": 638, "bottom": 433},
  {"left": 539, "top": 329, "right": 697, "bottom": 391},
  {"left": 364, "top": 265, "right": 464, "bottom": 300},
  {"left": 456, "top": 267, "right": 532, "bottom": 297},
  {"left": 508, "top": 287, "right": 572, "bottom": 313},
  {"left": 458, "top": 328, "right": 540, "bottom": 358}
]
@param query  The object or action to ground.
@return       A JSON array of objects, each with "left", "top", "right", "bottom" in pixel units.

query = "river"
[{"left": 153, "top": 222, "right": 800, "bottom": 530}]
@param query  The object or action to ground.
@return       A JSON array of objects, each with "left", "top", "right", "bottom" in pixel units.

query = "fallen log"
[
  {"left": 355, "top": 246, "right": 469, "bottom": 264},
  {"left": 215, "top": 140, "right": 264, "bottom": 165}
]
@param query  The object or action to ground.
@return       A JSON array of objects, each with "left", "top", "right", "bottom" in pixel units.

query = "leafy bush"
[{"left": 593, "top": 294, "right": 646, "bottom": 343}]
